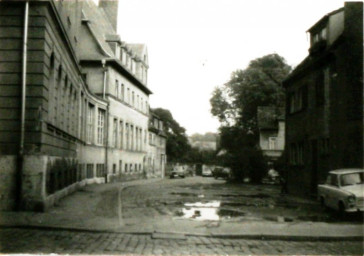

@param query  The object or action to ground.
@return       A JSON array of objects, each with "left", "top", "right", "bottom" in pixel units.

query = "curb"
[{"left": 1, "top": 225, "right": 363, "bottom": 242}]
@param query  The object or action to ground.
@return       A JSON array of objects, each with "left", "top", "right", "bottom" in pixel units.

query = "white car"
[
  {"left": 318, "top": 169, "right": 364, "bottom": 213},
  {"left": 202, "top": 165, "right": 213, "bottom": 177}
]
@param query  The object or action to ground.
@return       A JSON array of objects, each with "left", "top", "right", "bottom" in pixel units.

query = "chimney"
[{"left": 99, "top": 0, "right": 119, "bottom": 32}]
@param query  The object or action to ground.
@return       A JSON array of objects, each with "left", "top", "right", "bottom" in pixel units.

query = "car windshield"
[{"left": 340, "top": 172, "right": 364, "bottom": 186}]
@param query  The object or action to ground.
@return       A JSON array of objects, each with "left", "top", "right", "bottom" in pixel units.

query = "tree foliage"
[
  {"left": 153, "top": 108, "right": 191, "bottom": 163},
  {"left": 210, "top": 53, "right": 291, "bottom": 134},
  {"left": 210, "top": 53, "right": 291, "bottom": 182}
]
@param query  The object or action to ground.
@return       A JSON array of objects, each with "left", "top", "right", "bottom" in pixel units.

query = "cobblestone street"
[
  {"left": 0, "top": 227, "right": 362, "bottom": 255},
  {"left": 1, "top": 177, "right": 363, "bottom": 255}
]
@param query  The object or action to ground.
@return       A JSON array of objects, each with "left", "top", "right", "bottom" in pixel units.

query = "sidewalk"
[{"left": 0, "top": 178, "right": 362, "bottom": 241}]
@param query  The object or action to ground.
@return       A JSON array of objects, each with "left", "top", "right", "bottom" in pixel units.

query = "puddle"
[
  {"left": 176, "top": 201, "right": 247, "bottom": 220},
  {"left": 179, "top": 201, "right": 220, "bottom": 221}
]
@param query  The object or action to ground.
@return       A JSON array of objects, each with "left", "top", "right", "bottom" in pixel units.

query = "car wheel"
[{"left": 338, "top": 201, "right": 346, "bottom": 219}]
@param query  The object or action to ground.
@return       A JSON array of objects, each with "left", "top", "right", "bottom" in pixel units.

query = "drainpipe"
[
  {"left": 102, "top": 59, "right": 107, "bottom": 99},
  {"left": 102, "top": 60, "right": 109, "bottom": 183},
  {"left": 17, "top": 1, "right": 29, "bottom": 210}
]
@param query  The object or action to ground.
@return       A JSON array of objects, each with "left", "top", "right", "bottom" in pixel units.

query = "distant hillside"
[{"left": 188, "top": 132, "right": 218, "bottom": 151}]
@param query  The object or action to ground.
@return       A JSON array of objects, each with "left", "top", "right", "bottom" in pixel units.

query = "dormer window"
[
  {"left": 309, "top": 26, "right": 327, "bottom": 55},
  {"left": 311, "top": 27, "right": 327, "bottom": 45}
]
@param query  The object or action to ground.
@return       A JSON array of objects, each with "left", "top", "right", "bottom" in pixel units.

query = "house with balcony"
[
  {"left": 283, "top": 2, "right": 363, "bottom": 197},
  {"left": 257, "top": 107, "right": 285, "bottom": 166}
]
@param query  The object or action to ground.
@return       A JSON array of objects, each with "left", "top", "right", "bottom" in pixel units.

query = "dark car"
[
  {"left": 170, "top": 166, "right": 186, "bottom": 178},
  {"left": 212, "top": 167, "right": 230, "bottom": 179}
]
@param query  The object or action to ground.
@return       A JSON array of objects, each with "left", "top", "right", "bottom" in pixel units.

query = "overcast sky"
[{"left": 115, "top": 0, "right": 345, "bottom": 135}]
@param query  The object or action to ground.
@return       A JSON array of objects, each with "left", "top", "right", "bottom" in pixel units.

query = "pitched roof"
[
  {"left": 79, "top": 0, "right": 116, "bottom": 59},
  {"left": 284, "top": 5, "right": 345, "bottom": 85},
  {"left": 307, "top": 7, "right": 344, "bottom": 33}
]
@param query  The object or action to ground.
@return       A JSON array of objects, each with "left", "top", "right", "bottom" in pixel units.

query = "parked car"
[
  {"left": 212, "top": 167, "right": 230, "bottom": 179},
  {"left": 202, "top": 165, "right": 213, "bottom": 177},
  {"left": 170, "top": 166, "right": 186, "bottom": 178},
  {"left": 318, "top": 169, "right": 364, "bottom": 214},
  {"left": 262, "top": 169, "right": 280, "bottom": 185}
]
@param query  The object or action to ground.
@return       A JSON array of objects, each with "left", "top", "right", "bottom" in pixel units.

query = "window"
[
  {"left": 330, "top": 174, "right": 339, "bottom": 187},
  {"left": 96, "top": 164, "right": 105, "bottom": 177},
  {"left": 154, "top": 119, "right": 158, "bottom": 129},
  {"left": 125, "top": 163, "right": 128, "bottom": 173},
  {"left": 132, "top": 91, "right": 135, "bottom": 107},
  {"left": 86, "top": 104, "right": 94, "bottom": 143},
  {"left": 130, "top": 125, "right": 134, "bottom": 150},
  {"left": 86, "top": 164, "right": 94, "bottom": 178},
  {"left": 269, "top": 137, "right": 277, "bottom": 150},
  {"left": 97, "top": 109, "right": 105, "bottom": 145},
  {"left": 112, "top": 118, "right": 117, "bottom": 147},
  {"left": 135, "top": 127, "right": 139, "bottom": 151},
  {"left": 113, "top": 164, "right": 116, "bottom": 174},
  {"left": 119, "top": 121, "right": 124, "bottom": 149},
  {"left": 127, "top": 88, "right": 130, "bottom": 103},
  {"left": 288, "top": 85, "right": 307, "bottom": 114},
  {"left": 312, "top": 27, "right": 327, "bottom": 45},
  {"left": 115, "top": 80, "right": 119, "bottom": 98},
  {"left": 119, "top": 160, "right": 122, "bottom": 174},
  {"left": 121, "top": 84, "right": 124, "bottom": 101},
  {"left": 341, "top": 173, "right": 363, "bottom": 186},
  {"left": 125, "top": 123, "right": 129, "bottom": 150},
  {"left": 67, "top": 16, "right": 71, "bottom": 28},
  {"left": 48, "top": 53, "right": 55, "bottom": 123}
]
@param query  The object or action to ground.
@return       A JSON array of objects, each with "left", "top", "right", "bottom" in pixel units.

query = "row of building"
[
  {"left": 0, "top": 0, "right": 166, "bottom": 211},
  {"left": 258, "top": 2, "right": 363, "bottom": 197}
]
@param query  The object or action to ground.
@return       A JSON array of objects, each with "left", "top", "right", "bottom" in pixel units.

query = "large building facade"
[
  {"left": 0, "top": 0, "right": 161, "bottom": 211},
  {"left": 283, "top": 2, "right": 363, "bottom": 197}
]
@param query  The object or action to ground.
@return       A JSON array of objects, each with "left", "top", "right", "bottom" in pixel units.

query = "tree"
[
  {"left": 210, "top": 54, "right": 291, "bottom": 182},
  {"left": 153, "top": 108, "right": 191, "bottom": 163},
  {"left": 211, "top": 53, "right": 291, "bottom": 134}
]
